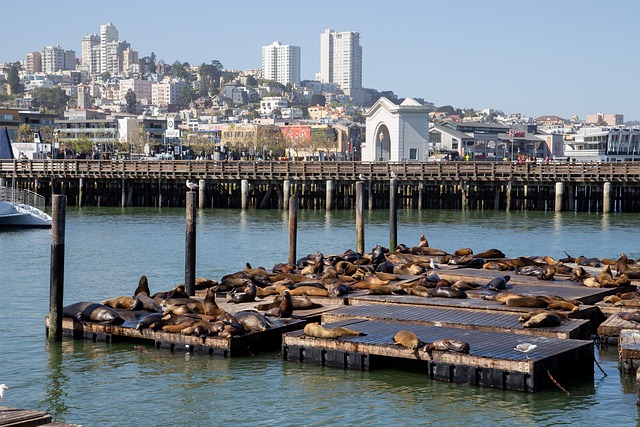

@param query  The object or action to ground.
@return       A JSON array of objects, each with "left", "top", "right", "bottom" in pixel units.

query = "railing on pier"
[
  {"left": 2, "top": 159, "right": 640, "bottom": 183},
  {"left": 0, "top": 186, "right": 47, "bottom": 211}
]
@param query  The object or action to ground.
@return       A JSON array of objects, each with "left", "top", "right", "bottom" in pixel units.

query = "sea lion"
[
  {"left": 329, "top": 283, "right": 351, "bottom": 297},
  {"left": 392, "top": 330, "right": 423, "bottom": 351},
  {"left": 266, "top": 291, "right": 294, "bottom": 318},
  {"left": 419, "top": 234, "right": 429, "bottom": 247},
  {"left": 135, "top": 312, "right": 164, "bottom": 330},
  {"left": 616, "top": 254, "right": 640, "bottom": 279},
  {"left": 135, "top": 275, "right": 151, "bottom": 296},
  {"left": 615, "top": 298, "right": 640, "bottom": 308},
  {"left": 234, "top": 310, "right": 272, "bottom": 332},
  {"left": 285, "top": 286, "right": 329, "bottom": 297},
  {"left": 454, "top": 248, "right": 473, "bottom": 257},
  {"left": 131, "top": 294, "right": 162, "bottom": 312},
  {"left": 62, "top": 302, "right": 124, "bottom": 325},
  {"left": 424, "top": 339, "right": 470, "bottom": 354},
  {"left": 569, "top": 266, "right": 591, "bottom": 282},
  {"left": 429, "top": 287, "right": 467, "bottom": 299},
  {"left": 522, "top": 312, "right": 562, "bottom": 328},
  {"left": 393, "top": 263, "right": 426, "bottom": 276},
  {"left": 486, "top": 275, "right": 511, "bottom": 291},
  {"left": 505, "top": 296, "right": 548, "bottom": 308},
  {"left": 303, "top": 322, "right": 365, "bottom": 339},
  {"left": 227, "top": 282, "right": 257, "bottom": 304},
  {"left": 407, "top": 285, "right": 431, "bottom": 298},
  {"left": 473, "top": 249, "right": 506, "bottom": 259},
  {"left": 101, "top": 295, "right": 136, "bottom": 310},
  {"left": 518, "top": 310, "right": 568, "bottom": 323},
  {"left": 619, "top": 311, "right": 640, "bottom": 323},
  {"left": 451, "top": 280, "right": 481, "bottom": 291},
  {"left": 193, "top": 321, "right": 226, "bottom": 337}
]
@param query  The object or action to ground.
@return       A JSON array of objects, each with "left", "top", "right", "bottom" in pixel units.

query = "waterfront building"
[
  {"left": 260, "top": 96, "right": 289, "bottom": 117},
  {"left": 363, "top": 97, "right": 429, "bottom": 162},
  {"left": 262, "top": 41, "right": 301, "bottom": 85},
  {"left": 565, "top": 126, "right": 640, "bottom": 162}
]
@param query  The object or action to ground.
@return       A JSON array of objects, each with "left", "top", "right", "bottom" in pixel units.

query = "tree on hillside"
[
  {"left": 17, "top": 124, "right": 33, "bottom": 142},
  {"left": 245, "top": 75, "right": 257, "bottom": 87},
  {"left": 125, "top": 89, "right": 137, "bottom": 114},
  {"left": 436, "top": 105, "right": 455, "bottom": 114},
  {"left": 31, "top": 87, "right": 69, "bottom": 115},
  {"left": 198, "top": 60, "right": 224, "bottom": 96},
  {"left": 310, "top": 94, "right": 326, "bottom": 107},
  {"left": 8, "top": 63, "right": 22, "bottom": 95},
  {"left": 179, "top": 85, "right": 196, "bottom": 107},
  {"left": 169, "top": 61, "right": 191, "bottom": 80}
]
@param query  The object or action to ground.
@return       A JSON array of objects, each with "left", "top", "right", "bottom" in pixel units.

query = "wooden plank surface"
[
  {"left": 0, "top": 406, "right": 52, "bottom": 427},
  {"left": 597, "top": 314, "right": 640, "bottom": 341},
  {"left": 620, "top": 329, "right": 640, "bottom": 371},
  {"left": 323, "top": 304, "right": 590, "bottom": 339}
]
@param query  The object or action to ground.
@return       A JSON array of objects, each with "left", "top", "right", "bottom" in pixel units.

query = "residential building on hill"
[
  {"left": 262, "top": 41, "right": 301, "bottom": 85},
  {"left": 319, "top": 29, "right": 362, "bottom": 93}
]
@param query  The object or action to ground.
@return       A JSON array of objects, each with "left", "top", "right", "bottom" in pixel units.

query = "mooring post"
[
  {"left": 283, "top": 180, "right": 290, "bottom": 210},
  {"left": 356, "top": 181, "right": 365, "bottom": 254},
  {"left": 49, "top": 195, "right": 66, "bottom": 342},
  {"left": 418, "top": 182, "right": 424, "bottom": 210},
  {"left": 185, "top": 190, "right": 196, "bottom": 296},
  {"left": 505, "top": 181, "right": 512, "bottom": 211},
  {"left": 78, "top": 177, "right": 83, "bottom": 207},
  {"left": 240, "top": 179, "right": 249, "bottom": 209},
  {"left": 326, "top": 179, "right": 334, "bottom": 211},
  {"left": 121, "top": 178, "right": 126, "bottom": 208},
  {"left": 158, "top": 179, "right": 163, "bottom": 208},
  {"left": 389, "top": 178, "right": 397, "bottom": 250},
  {"left": 603, "top": 181, "right": 612, "bottom": 213},
  {"left": 198, "top": 179, "right": 206, "bottom": 209},
  {"left": 0, "top": 177, "right": 5, "bottom": 187},
  {"left": 555, "top": 182, "right": 564, "bottom": 212},
  {"left": 494, "top": 185, "right": 501, "bottom": 210},
  {"left": 367, "top": 181, "right": 373, "bottom": 210},
  {"left": 288, "top": 194, "right": 298, "bottom": 268}
]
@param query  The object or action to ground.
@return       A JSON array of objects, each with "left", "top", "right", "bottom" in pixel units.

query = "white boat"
[{"left": 0, "top": 186, "right": 52, "bottom": 228}]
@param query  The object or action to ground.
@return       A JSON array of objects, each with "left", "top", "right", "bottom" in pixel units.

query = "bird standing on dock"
[
  {"left": 390, "top": 171, "right": 397, "bottom": 179},
  {"left": 429, "top": 259, "right": 439, "bottom": 271},
  {"left": 186, "top": 180, "right": 198, "bottom": 191},
  {"left": 514, "top": 343, "right": 537, "bottom": 359},
  {"left": 0, "top": 384, "right": 8, "bottom": 399}
]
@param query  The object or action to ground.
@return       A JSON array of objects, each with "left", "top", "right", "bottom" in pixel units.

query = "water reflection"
[{"left": 44, "top": 341, "right": 69, "bottom": 420}]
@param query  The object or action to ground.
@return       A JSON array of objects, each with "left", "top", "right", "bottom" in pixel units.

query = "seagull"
[
  {"left": 390, "top": 171, "right": 397, "bottom": 179},
  {"left": 514, "top": 343, "right": 537, "bottom": 359},
  {"left": 358, "top": 173, "right": 366, "bottom": 181},
  {"left": 0, "top": 384, "right": 8, "bottom": 399},
  {"left": 186, "top": 180, "right": 198, "bottom": 191},
  {"left": 429, "top": 259, "right": 439, "bottom": 270}
]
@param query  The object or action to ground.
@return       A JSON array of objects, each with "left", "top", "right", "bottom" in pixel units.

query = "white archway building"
[{"left": 362, "top": 97, "right": 430, "bottom": 161}]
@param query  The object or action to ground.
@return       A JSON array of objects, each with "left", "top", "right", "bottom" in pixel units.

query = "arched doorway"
[{"left": 376, "top": 124, "right": 390, "bottom": 161}]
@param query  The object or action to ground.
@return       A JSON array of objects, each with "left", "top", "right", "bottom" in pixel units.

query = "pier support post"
[
  {"left": 283, "top": 180, "right": 290, "bottom": 210},
  {"left": 603, "top": 182, "right": 612, "bottom": 213},
  {"left": 555, "top": 182, "right": 564, "bottom": 212},
  {"left": 461, "top": 183, "right": 468, "bottom": 210},
  {"left": 198, "top": 179, "right": 206, "bottom": 209},
  {"left": 288, "top": 194, "right": 298, "bottom": 268},
  {"left": 390, "top": 178, "right": 397, "bottom": 250},
  {"left": 494, "top": 185, "right": 501, "bottom": 210},
  {"left": 48, "top": 195, "right": 66, "bottom": 342},
  {"left": 523, "top": 184, "right": 529, "bottom": 211},
  {"left": 185, "top": 191, "right": 196, "bottom": 296},
  {"left": 78, "top": 178, "right": 83, "bottom": 207},
  {"left": 326, "top": 180, "right": 334, "bottom": 211},
  {"left": 241, "top": 179, "right": 249, "bottom": 210},
  {"left": 158, "top": 179, "right": 163, "bottom": 208},
  {"left": 356, "top": 181, "right": 365, "bottom": 254},
  {"left": 0, "top": 177, "right": 4, "bottom": 187},
  {"left": 418, "top": 182, "right": 424, "bottom": 210},
  {"left": 506, "top": 182, "right": 512, "bottom": 211},
  {"left": 368, "top": 181, "right": 373, "bottom": 210},
  {"left": 121, "top": 178, "right": 126, "bottom": 208}
]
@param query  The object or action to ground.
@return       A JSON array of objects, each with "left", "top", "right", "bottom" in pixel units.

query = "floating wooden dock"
[
  {"left": 619, "top": 329, "right": 640, "bottom": 372},
  {"left": 597, "top": 314, "right": 640, "bottom": 344},
  {"left": 323, "top": 304, "right": 591, "bottom": 339},
  {"left": 0, "top": 406, "right": 51, "bottom": 427},
  {"left": 282, "top": 319, "right": 594, "bottom": 392}
]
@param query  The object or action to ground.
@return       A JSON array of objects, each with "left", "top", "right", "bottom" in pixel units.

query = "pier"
[{"left": 3, "top": 159, "right": 640, "bottom": 211}]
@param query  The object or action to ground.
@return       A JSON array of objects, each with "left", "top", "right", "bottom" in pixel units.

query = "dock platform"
[
  {"left": 597, "top": 313, "right": 640, "bottom": 344},
  {"left": 282, "top": 319, "right": 594, "bottom": 392},
  {"left": 619, "top": 329, "right": 640, "bottom": 372},
  {"left": 323, "top": 304, "right": 591, "bottom": 339},
  {"left": 0, "top": 406, "right": 51, "bottom": 427}
]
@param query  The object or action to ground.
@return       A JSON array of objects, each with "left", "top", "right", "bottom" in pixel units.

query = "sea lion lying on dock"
[
  {"left": 619, "top": 311, "right": 640, "bottom": 323},
  {"left": 393, "top": 330, "right": 423, "bottom": 352},
  {"left": 522, "top": 312, "right": 562, "bottom": 328},
  {"left": 63, "top": 302, "right": 125, "bottom": 325},
  {"left": 424, "top": 339, "right": 470, "bottom": 354},
  {"left": 304, "top": 322, "right": 366, "bottom": 339},
  {"left": 616, "top": 254, "right": 640, "bottom": 279}
]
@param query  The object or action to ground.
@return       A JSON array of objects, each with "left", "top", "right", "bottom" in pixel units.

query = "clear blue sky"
[{"left": 3, "top": 0, "right": 640, "bottom": 121}]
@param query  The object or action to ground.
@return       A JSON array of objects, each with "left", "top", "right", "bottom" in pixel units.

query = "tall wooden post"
[
  {"left": 506, "top": 181, "right": 512, "bottom": 211},
  {"left": 326, "top": 180, "right": 334, "bottom": 211},
  {"left": 283, "top": 179, "right": 290, "bottom": 210},
  {"left": 185, "top": 191, "right": 196, "bottom": 296},
  {"left": 198, "top": 179, "right": 206, "bottom": 209},
  {"left": 603, "top": 182, "right": 612, "bottom": 213},
  {"left": 78, "top": 178, "right": 83, "bottom": 207},
  {"left": 389, "top": 178, "right": 397, "bottom": 250},
  {"left": 356, "top": 181, "right": 365, "bottom": 254},
  {"left": 49, "top": 195, "right": 66, "bottom": 341},
  {"left": 288, "top": 194, "right": 298, "bottom": 268},
  {"left": 555, "top": 182, "right": 564, "bottom": 212},
  {"left": 121, "top": 178, "right": 126, "bottom": 207},
  {"left": 241, "top": 179, "right": 249, "bottom": 209}
]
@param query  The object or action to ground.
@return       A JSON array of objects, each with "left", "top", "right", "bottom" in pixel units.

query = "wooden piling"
[
  {"left": 241, "top": 179, "right": 249, "bottom": 209},
  {"left": 555, "top": 182, "right": 564, "bottom": 212},
  {"left": 49, "top": 195, "right": 66, "bottom": 342},
  {"left": 185, "top": 191, "right": 196, "bottom": 296},
  {"left": 78, "top": 177, "right": 83, "bottom": 207},
  {"left": 356, "top": 181, "right": 365, "bottom": 254},
  {"left": 603, "top": 181, "right": 611, "bottom": 213},
  {"left": 288, "top": 194, "right": 298, "bottom": 268},
  {"left": 121, "top": 178, "right": 126, "bottom": 208},
  {"left": 283, "top": 180, "right": 290, "bottom": 210},
  {"left": 326, "top": 179, "right": 334, "bottom": 211},
  {"left": 390, "top": 178, "right": 397, "bottom": 250},
  {"left": 199, "top": 179, "right": 206, "bottom": 209}
]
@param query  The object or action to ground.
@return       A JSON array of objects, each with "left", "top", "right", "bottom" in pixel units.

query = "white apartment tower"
[
  {"left": 319, "top": 29, "right": 362, "bottom": 91},
  {"left": 81, "top": 34, "right": 100, "bottom": 67},
  {"left": 262, "top": 41, "right": 301, "bottom": 85},
  {"left": 42, "top": 45, "right": 76, "bottom": 73},
  {"left": 25, "top": 52, "right": 42, "bottom": 74},
  {"left": 99, "top": 22, "right": 118, "bottom": 74}
]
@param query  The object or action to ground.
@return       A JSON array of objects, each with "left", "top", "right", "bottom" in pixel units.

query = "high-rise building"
[
  {"left": 262, "top": 41, "right": 301, "bottom": 85},
  {"left": 25, "top": 52, "right": 42, "bottom": 74},
  {"left": 81, "top": 34, "right": 100, "bottom": 67},
  {"left": 99, "top": 22, "right": 118, "bottom": 74},
  {"left": 42, "top": 45, "right": 76, "bottom": 73},
  {"left": 319, "top": 29, "right": 362, "bottom": 91}
]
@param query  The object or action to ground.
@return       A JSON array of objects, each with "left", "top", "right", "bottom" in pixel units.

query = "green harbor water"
[{"left": 1, "top": 207, "right": 639, "bottom": 426}]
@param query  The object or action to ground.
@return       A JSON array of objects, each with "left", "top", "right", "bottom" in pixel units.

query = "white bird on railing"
[
  {"left": 186, "top": 180, "right": 198, "bottom": 191},
  {"left": 390, "top": 171, "right": 397, "bottom": 179},
  {"left": 358, "top": 173, "right": 366, "bottom": 181},
  {"left": 514, "top": 343, "right": 537, "bottom": 359},
  {"left": 0, "top": 384, "right": 8, "bottom": 399}
]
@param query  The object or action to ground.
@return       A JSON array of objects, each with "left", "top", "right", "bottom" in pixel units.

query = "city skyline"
[{"left": 2, "top": 0, "right": 640, "bottom": 120}]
